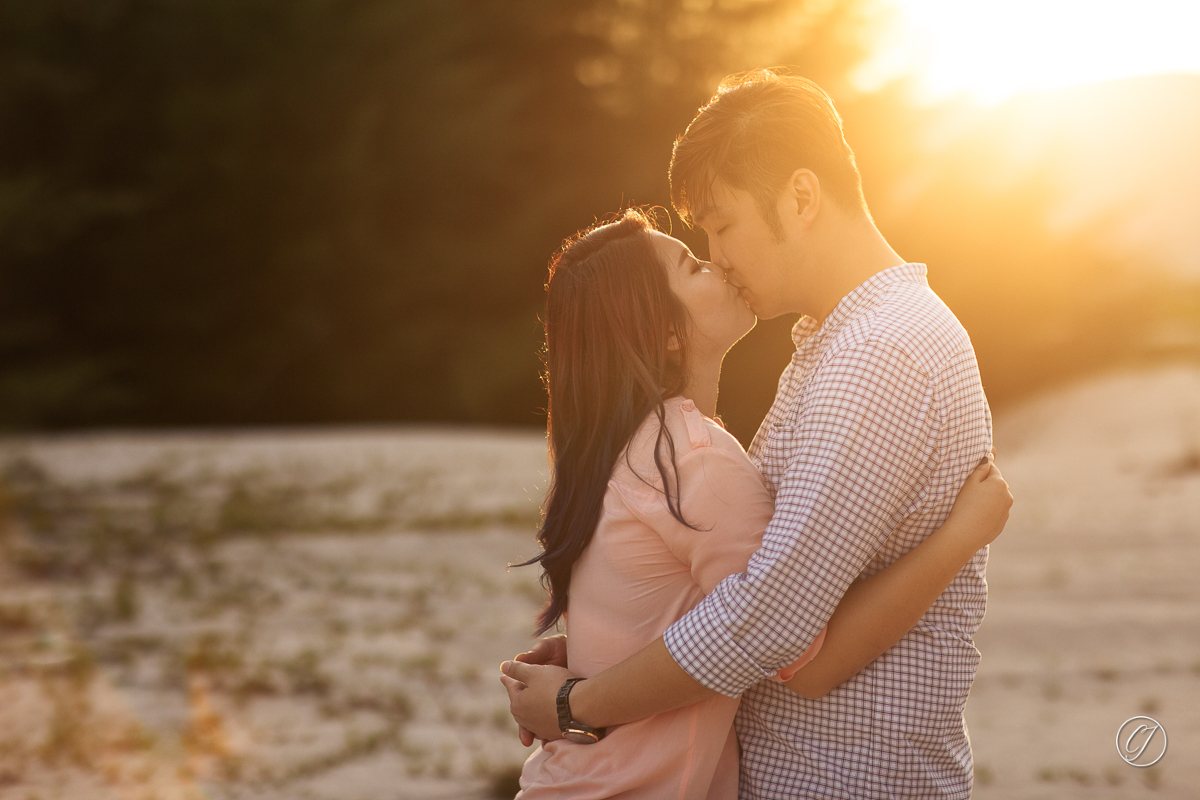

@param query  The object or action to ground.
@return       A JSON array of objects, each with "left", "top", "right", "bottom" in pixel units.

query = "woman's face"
[{"left": 647, "top": 231, "right": 756, "bottom": 359}]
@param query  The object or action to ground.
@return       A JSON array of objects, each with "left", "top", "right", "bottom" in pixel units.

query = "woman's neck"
[{"left": 680, "top": 351, "right": 723, "bottom": 418}]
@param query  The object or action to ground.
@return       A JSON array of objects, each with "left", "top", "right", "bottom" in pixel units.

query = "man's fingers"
[
  {"left": 499, "top": 672, "right": 525, "bottom": 701},
  {"left": 519, "top": 725, "right": 535, "bottom": 748}
]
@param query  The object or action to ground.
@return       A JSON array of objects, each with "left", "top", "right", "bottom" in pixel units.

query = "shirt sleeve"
[{"left": 663, "top": 339, "right": 939, "bottom": 697}]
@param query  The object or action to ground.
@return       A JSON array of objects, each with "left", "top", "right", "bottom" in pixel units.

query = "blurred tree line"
[{"left": 1, "top": 0, "right": 1195, "bottom": 442}]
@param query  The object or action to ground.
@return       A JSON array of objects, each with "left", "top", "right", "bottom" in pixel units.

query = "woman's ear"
[{"left": 667, "top": 328, "right": 682, "bottom": 352}]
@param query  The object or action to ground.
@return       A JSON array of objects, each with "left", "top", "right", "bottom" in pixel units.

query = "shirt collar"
[{"left": 791, "top": 263, "right": 928, "bottom": 349}]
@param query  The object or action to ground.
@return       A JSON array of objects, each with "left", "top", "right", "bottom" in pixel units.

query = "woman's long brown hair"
[{"left": 521, "top": 208, "right": 695, "bottom": 635}]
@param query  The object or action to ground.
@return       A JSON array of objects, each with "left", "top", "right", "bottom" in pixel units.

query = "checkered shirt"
[{"left": 663, "top": 264, "right": 992, "bottom": 799}]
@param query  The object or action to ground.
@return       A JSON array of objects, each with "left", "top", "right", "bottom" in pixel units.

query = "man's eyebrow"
[
  {"left": 675, "top": 247, "right": 691, "bottom": 271},
  {"left": 693, "top": 205, "right": 721, "bottom": 227}
]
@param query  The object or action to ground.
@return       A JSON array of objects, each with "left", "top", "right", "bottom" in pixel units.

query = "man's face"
[{"left": 696, "top": 179, "right": 798, "bottom": 320}]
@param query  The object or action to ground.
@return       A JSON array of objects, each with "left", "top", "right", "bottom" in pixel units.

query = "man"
[{"left": 502, "top": 69, "right": 992, "bottom": 799}]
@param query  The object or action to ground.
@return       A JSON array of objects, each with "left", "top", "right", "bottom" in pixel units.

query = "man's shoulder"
[{"left": 831, "top": 281, "right": 973, "bottom": 377}]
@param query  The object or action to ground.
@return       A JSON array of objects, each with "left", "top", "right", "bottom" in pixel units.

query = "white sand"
[{"left": 0, "top": 364, "right": 1197, "bottom": 798}]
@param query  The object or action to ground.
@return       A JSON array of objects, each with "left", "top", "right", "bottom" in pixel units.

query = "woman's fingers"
[
  {"left": 519, "top": 725, "right": 536, "bottom": 748},
  {"left": 515, "top": 635, "right": 568, "bottom": 667},
  {"left": 970, "top": 459, "right": 994, "bottom": 481},
  {"left": 499, "top": 673, "right": 536, "bottom": 746}
]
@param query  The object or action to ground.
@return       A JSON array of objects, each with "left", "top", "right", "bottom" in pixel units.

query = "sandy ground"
[{"left": 0, "top": 364, "right": 1197, "bottom": 799}]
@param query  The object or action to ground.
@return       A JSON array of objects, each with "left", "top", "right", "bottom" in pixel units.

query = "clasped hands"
[{"left": 499, "top": 633, "right": 575, "bottom": 745}]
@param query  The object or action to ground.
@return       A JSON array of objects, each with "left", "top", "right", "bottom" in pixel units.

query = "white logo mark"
[{"left": 1115, "top": 716, "right": 1168, "bottom": 767}]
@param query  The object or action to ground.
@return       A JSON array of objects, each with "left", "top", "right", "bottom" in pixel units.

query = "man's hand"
[{"left": 500, "top": 660, "right": 575, "bottom": 742}]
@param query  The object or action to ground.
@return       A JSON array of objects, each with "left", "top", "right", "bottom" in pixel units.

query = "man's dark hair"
[{"left": 670, "top": 69, "right": 868, "bottom": 236}]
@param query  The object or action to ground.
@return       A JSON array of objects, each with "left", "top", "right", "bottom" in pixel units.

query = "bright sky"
[{"left": 856, "top": 0, "right": 1200, "bottom": 103}]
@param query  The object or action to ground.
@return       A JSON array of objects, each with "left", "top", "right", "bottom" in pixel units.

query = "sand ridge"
[{"left": 0, "top": 364, "right": 1197, "bottom": 798}]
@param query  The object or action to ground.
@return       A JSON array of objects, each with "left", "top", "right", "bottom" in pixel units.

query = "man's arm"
[
  {"left": 501, "top": 458, "right": 1009, "bottom": 737},
  {"left": 501, "top": 341, "right": 968, "bottom": 738},
  {"left": 665, "top": 340, "right": 945, "bottom": 693},
  {"left": 501, "top": 636, "right": 709, "bottom": 740}
]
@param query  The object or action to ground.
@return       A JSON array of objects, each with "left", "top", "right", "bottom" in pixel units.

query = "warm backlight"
[{"left": 858, "top": 0, "right": 1200, "bottom": 103}]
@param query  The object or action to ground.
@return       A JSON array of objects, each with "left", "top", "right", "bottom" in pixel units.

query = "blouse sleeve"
[
  {"left": 649, "top": 443, "right": 776, "bottom": 594},
  {"left": 646, "top": 444, "right": 828, "bottom": 677},
  {"left": 612, "top": 404, "right": 827, "bottom": 676}
]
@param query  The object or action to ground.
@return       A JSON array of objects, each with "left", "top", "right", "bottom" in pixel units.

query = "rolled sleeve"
[{"left": 664, "top": 339, "right": 939, "bottom": 696}]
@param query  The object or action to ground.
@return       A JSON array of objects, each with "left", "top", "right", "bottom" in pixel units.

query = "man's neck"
[{"left": 799, "top": 216, "right": 905, "bottom": 323}]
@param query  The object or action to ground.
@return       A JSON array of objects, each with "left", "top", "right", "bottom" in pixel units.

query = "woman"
[{"left": 512, "top": 209, "right": 1011, "bottom": 798}]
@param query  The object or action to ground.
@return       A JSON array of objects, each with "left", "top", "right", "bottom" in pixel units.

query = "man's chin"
[
  {"left": 749, "top": 303, "right": 784, "bottom": 320},
  {"left": 737, "top": 291, "right": 776, "bottom": 320}
]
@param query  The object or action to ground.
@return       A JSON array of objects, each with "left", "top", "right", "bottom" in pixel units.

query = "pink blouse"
[{"left": 517, "top": 397, "right": 825, "bottom": 799}]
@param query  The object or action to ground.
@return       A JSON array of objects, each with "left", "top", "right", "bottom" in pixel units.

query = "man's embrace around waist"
[{"left": 501, "top": 70, "right": 992, "bottom": 799}]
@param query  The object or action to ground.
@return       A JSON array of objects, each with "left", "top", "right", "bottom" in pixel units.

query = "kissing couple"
[{"left": 499, "top": 69, "right": 1012, "bottom": 799}]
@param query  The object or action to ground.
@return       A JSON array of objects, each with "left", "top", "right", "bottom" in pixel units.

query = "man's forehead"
[{"left": 694, "top": 200, "right": 727, "bottom": 226}]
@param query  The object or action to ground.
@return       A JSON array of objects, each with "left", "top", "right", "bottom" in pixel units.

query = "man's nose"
[
  {"left": 710, "top": 252, "right": 729, "bottom": 275},
  {"left": 706, "top": 237, "right": 725, "bottom": 266}
]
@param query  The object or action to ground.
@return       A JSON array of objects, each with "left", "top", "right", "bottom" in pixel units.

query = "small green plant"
[
  {"left": 112, "top": 575, "right": 139, "bottom": 622},
  {"left": 185, "top": 632, "right": 244, "bottom": 673},
  {"left": 0, "top": 603, "right": 34, "bottom": 632},
  {"left": 489, "top": 764, "right": 524, "bottom": 799},
  {"left": 1067, "top": 768, "right": 1092, "bottom": 785},
  {"left": 281, "top": 650, "right": 330, "bottom": 695},
  {"left": 400, "top": 652, "right": 441, "bottom": 681}
]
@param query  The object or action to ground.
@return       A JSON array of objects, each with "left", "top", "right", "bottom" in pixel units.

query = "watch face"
[{"left": 562, "top": 728, "right": 601, "bottom": 744}]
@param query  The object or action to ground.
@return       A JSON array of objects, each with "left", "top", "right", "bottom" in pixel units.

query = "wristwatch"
[{"left": 556, "top": 678, "right": 606, "bottom": 744}]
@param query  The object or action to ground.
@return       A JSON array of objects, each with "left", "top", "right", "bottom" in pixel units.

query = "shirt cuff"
[
  {"left": 663, "top": 610, "right": 778, "bottom": 697},
  {"left": 773, "top": 625, "right": 827, "bottom": 682}
]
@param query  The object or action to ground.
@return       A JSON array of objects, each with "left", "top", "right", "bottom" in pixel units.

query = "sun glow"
[{"left": 857, "top": 0, "right": 1200, "bottom": 103}]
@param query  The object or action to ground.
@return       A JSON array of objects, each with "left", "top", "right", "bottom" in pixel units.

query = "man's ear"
[{"left": 782, "top": 168, "right": 821, "bottom": 229}]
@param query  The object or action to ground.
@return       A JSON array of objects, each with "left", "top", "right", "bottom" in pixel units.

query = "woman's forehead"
[{"left": 646, "top": 230, "right": 689, "bottom": 260}]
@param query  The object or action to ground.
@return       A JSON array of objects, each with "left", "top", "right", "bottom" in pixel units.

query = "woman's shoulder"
[{"left": 612, "top": 397, "right": 753, "bottom": 491}]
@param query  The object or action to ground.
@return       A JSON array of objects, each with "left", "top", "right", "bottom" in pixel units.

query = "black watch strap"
[
  {"left": 556, "top": 677, "right": 605, "bottom": 743},
  {"left": 556, "top": 678, "right": 586, "bottom": 732}
]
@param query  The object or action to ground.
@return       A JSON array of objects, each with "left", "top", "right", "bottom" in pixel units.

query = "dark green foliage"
[
  {"left": 0, "top": 0, "right": 873, "bottom": 428},
  {"left": 0, "top": 1, "right": 1195, "bottom": 439}
]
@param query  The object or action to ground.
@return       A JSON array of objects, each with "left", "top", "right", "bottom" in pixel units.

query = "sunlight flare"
[{"left": 858, "top": 0, "right": 1200, "bottom": 103}]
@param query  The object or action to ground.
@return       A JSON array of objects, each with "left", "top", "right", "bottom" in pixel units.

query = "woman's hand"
[
  {"left": 944, "top": 458, "right": 1013, "bottom": 550},
  {"left": 505, "top": 635, "right": 569, "bottom": 745},
  {"left": 515, "top": 634, "right": 568, "bottom": 668}
]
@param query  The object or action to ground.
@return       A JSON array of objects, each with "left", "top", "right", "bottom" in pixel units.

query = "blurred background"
[
  {"left": 3, "top": 0, "right": 1198, "bottom": 441},
  {"left": 1, "top": 1, "right": 1199, "bottom": 799}
]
